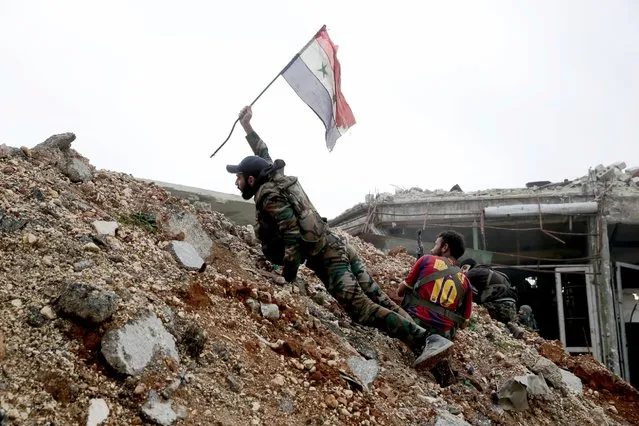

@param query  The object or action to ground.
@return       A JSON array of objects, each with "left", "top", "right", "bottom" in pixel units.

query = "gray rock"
[
  {"left": 26, "top": 306, "right": 47, "bottom": 328},
  {"left": 87, "top": 398, "right": 109, "bottom": 426},
  {"left": 61, "top": 157, "right": 93, "bottom": 182},
  {"left": 260, "top": 303, "right": 280, "bottom": 320},
  {"left": 101, "top": 311, "right": 179, "bottom": 376},
  {"left": 514, "top": 374, "right": 550, "bottom": 396},
  {"left": 56, "top": 283, "right": 118, "bottom": 324},
  {"left": 92, "top": 221, "right": 119, "bottom": 236},
  {"left": 33, "top": 132, "right": 76, "bottom": 152},
  {"left": 279, "top": 398, "right": 295, "bottom": 413},
  {"left": 0, "top": 144, "right": 13, "bottom": 158},
  {"left": 141, "top": 390, "right": 176, "bottom": 426},
  {"left": 246, "top": 298, "right": 260, "bottom": 314},
  {"left": 531, "top": 357, "right": 563, "bottom": 388},
  {"left": 165, "top": 211, "right": 213, "bottom": 259},
  {"left": 433, "top": 409, "right": 472, "bottom": 426},
  {"left": 347, "top": 357, "right": 379, "bottom": 391},
  {"left": 497, "top": 379, "right": 529, "bottom": 411},
  {"left": 74, "top": 259, "right": 94, "bottom": 272},
  {"left": 226, "top": 374, "right": 243, "bottom": 393},
  {"left": 0, "top": 408, "right": 8, "bottom": 426},
  {"left": 0, "top": 207, "right": 27, "bottom": 233},
  {"left": 559, "top": 368, "right": 583, "bottom": 394},
  {"left": 168, "top": 241, "right": 204, "bottom": 270}
]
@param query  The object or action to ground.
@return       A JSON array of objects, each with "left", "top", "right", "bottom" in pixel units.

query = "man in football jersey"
[{"left": 398, "top": 231, "right": 473, "bottom": 339}]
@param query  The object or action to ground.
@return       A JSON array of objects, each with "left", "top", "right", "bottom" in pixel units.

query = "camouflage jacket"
[{"left": 246, "top": 131, "right": 328, "bottom": 282}]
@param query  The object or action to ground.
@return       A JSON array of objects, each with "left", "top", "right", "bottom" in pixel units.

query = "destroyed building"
[
  {"left": 329, "top": 162, "right": 639, "bottom": 390},
  {"left": 2, "top": 134, "right": 639, "bottom": 425}
]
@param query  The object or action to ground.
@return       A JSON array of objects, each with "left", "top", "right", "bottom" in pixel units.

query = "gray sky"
[{"left": 2, "top": 0, "right": 638, "bottom": 219}]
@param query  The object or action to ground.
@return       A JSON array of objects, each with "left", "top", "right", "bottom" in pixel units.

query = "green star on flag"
[{"left": 318, "top": 63, "right": 328, "bottom": 78}]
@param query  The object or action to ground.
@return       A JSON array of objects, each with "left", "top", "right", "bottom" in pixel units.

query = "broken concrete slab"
[
  {"left": 497, "top": 379, "right": 529, "bottom": 411},
  {"left": 559, "top": 368, "right": 583, "bottom": 394},
  {"left": 168, "top": 241, "right": 204, "bottom": 270},
  {"left": 531, "top": 357, "right": 564, "bottom": 388},
  {"left": 86, "top": 398, "right": 109, "bottom": 426},
  {"left": 347, "top": 357, "right": 379, "bottom": 391},
  {"left": 141, "top": 390, "right": 176, "bottom": 426},
  {"left": 514, "top": 374, "right": 550, "bottom": 396},
  {"left": 164, "top": 211, "right": 213, "bottom": 260},
  {"left": 92, "top": 221, "right": 119, "bottom": 236},
  {"left": 101, "top": 311, "right": 179, "bottom": 376},
  {"left": 55, "top": 283, "right": 118, "bottom": 324}
]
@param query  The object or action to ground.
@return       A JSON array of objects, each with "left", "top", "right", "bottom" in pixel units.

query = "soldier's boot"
[
  {"left": 413, "top": 334, "right": 454, "bottom": 371},
  {"left": 507, "top": 322, "right": 524, "bottom": 339}
]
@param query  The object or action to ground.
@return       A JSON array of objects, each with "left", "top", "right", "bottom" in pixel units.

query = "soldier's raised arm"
[{"left": 238, "top": 106, "right": 273, "bottom": 164}]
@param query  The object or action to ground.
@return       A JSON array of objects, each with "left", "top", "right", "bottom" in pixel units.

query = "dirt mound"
[{"left": 0, "top": 135, "right": 637, "bottom": 425}]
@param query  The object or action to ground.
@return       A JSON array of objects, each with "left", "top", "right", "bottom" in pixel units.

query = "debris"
[
  {"left": 346, "top": 356, "right": 379, "bottom": 391},
  {"left": 141, "top": 390, "right": 177, "bottom": 426},
  {"left": 92, "top": 220, "right": 119, "bottom": 236},
  {"left": 168, "top": 241, "right": 204, "bottom": 270},
  {"left": 497, "top": 379, "right": 529, "bottom": 411},
  {"left": 101, "top": 311, "right": 179, "bottom": 376},
  {"left": 55, "top": 283, "right": 118, "bottom": 324},
  {"left": 87, "top": 398, "right": 110, "bottom": 426}
]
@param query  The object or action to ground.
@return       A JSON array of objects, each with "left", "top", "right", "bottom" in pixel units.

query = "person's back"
[
  {"left": 461, "top": 260, "right": 520, "bottom": 327},
  {"left": 464, "top": 264, "right": 518, "bottom": 305},
  {"left": 402, "top": 254, "right": 472, "bottom": 336}
]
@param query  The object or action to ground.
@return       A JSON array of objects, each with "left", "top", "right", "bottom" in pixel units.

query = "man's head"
[
  {"left": 431, "top": 230, "right": 466, "bottom": 261},
  {"left": 459, "top": 258, "right": 477, "bottom": 273},
  {"left": 226, "top": 156, "right": 270, "bottom": 200},
  {"left": 518, "top": 305, "right": 533, "bottom": 317}
]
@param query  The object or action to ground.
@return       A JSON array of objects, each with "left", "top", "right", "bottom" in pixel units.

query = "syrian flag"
[{"left": 281, "top": 26, "right": 356, "bottom": 152}]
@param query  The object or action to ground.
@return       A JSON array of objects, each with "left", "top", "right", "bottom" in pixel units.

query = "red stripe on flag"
[{"left": 315, "top": 29, "right": 356, "bottom": 129}]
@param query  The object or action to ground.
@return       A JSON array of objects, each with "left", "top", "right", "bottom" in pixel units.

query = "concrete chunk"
[
  {"left": 347, "top": 357, "right": 379, "bottom": 391},
  {"left": 559, "top": 368, "right": 583, "bottom": 394},
  {"left": 531, "top": 357, "right": 563, "bottom": 388},
  {"left": 87, "top": 398, "right": 109, "bottom": 426},
  {"left": 101, "top": 311, "right": 179, "bottom": 376},
  {"left": 514, "top": 374, "right": 550, "bottom": 395},
  {"left": 168, "top": 241, "right": 204, "bottom": 270},
  {"left": 434, "top": 409, "right": 472, "bottom": 426},
  {"left": 92, "top": 221, "right": 119, "bottom": 236},
  {"left": 165, "top": 211, "right": 213, "bottom": 260},
  {"left": 141, "top": 390, "right": 176, "bottom": 426},
  {"left": 56, "top": 283, "right": 118, "bottom": 324},
  {"left": 497, "top": 379, "right": 529, "bottom": 411}
]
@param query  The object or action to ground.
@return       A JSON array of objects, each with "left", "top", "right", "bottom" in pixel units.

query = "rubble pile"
[
  {"left": 366, "top": 161, "right": 639, "bottom": 203},
  {"left": 1, "top": 134, "right": 638, "bottom": 425}
]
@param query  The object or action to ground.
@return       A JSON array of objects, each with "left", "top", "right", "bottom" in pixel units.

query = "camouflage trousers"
[
  {"left": 483, "top": 300, "right": 518, "bottom": 325},
  {"left": 306, "top": 232, "right": 426, "bottom": 352}
]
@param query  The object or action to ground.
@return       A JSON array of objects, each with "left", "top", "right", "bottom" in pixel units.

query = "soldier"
[
  {"left": 518, "top": 305, "right": 539, "bottom": 332},
  {"left": 226, "top": 106, "right": 451, "bottom": 371},
  {"left": 459, "top": 259, "right": 524, "bottom": 338}
]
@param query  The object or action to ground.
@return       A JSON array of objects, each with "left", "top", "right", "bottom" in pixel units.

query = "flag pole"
[{"left": 210, "top": 25, "right": 327, "bottom": 158}]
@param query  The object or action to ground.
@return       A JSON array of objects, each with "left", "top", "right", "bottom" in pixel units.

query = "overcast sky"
[{"left": 2, "top": 0, "right": 638, "bottom": 219}]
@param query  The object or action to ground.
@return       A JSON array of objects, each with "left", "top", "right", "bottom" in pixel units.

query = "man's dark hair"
[
  {"left": 459, "top": 258, "right": 476, "bottom": 269},
  {"left": 437, "top": 230, "right": 466, "bottom": 259}
]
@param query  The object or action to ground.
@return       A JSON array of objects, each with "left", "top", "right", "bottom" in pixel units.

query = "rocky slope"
[{"left": 0, "top": 134, "right": 637, "bottom": 426}]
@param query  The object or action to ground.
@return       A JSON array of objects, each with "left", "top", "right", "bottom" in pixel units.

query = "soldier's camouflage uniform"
[
  {"left": 518, "top": 305, "right": 539, "bottom": 332},
  {"left": 245, "top": 131, "right": 427, "bottom": 352}
]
